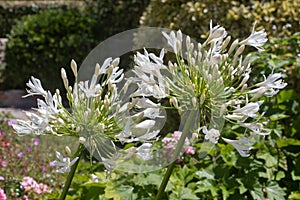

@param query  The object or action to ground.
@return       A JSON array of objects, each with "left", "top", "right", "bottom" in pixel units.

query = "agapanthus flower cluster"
[
  {"left": 12, "top": 57, "right": 166, "bottom": 172},
  {"left": 130, "top": 21, "right": 286, "bottom": 157},
  {"left": 20, "top": 176, "right": 51, "bottom": 195}
]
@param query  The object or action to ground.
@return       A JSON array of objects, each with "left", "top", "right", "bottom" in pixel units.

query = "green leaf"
[
  {"left": 195, "top": 169, "right": 215, "bottom": 180},
  {"left": 270, "top": 114, "right": 289, "bottom": 121},
  {"left": 276, "top": 138, "right": 300, "bottom": 148},
  {"left": 266, "top": 182, "right": 286, "bottom": 200},
  {"left": 105, "top": 183, "right": 134, "bottom": 200},
  {"left": 250, "top": 185, "right": 264, "bottom": 200},
  {"left": 275, "top": 171, "right": 285, "bottom": 181},
  {"left": 289, "top": 192, "right": 300, "bottom": 199},
  {"left": 257, "top": 152, "right": 277, "bottom": 168}
]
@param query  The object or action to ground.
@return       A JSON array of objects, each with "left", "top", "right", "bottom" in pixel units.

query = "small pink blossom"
[
  {"left": 185, "top": 146, "right": 195, "bottom": 155},
  {"left": 23, "top": 195, "right": 29, "bottom": 200},
  {"left": 17, "top": 152, "right": 23, "bottom": 158},
  {"left": 0, "top": 188, "right": 7, "bottom": 200},
  {"left": 8, "top": 120, "right": 15, "bottom": 126},
  {"left": 0, "top": 161, "right": 7, "bottom": 167},
  {"left": 49, "top": 161, "right": 55, "bottom": 167},
  {"left": 27, "top": 146, "right": 32, "bottom": 153},
  {"left": 0, "top": 176, "right": 4, "bottom": 181},
  {"left": 33, "top": 138, "right": 39, "bottom": 146}
]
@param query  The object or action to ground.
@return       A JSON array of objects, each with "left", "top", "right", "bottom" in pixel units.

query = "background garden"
[{"left": 0, "top": 0, "right": 299, "bottom": 199}]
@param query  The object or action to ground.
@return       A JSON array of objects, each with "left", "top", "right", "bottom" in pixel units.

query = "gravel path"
[{"left": 0, "top": 107, "right": 29, "bottom": 120}]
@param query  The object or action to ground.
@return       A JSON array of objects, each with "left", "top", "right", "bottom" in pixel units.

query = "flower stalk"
[
  {"left": 59, "top": 143, "right": 85, "bottom": 200},
  {"left": 156, "top": 110, "right": 197, "bottom": 199}
]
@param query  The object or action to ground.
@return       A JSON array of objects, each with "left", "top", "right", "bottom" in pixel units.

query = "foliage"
[
  {"left": 140, "top": 0, "right": 300, "bottom": 40},
  {"left": 84, "top": 0, "right": 150, "bottom": 42},
  {"left": 0, "top": 1, "right": 83, "bottom": 37},
  {"left": 0, "top": 8, "right": 96, "bottom": 91}
]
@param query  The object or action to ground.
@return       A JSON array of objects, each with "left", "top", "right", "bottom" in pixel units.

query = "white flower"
[
  {"left": 226, "top": 101, "right": 263, "bottom": 121},
  {"left": 162, "top": 30, "right": 182, "bottom": 54},
  {"left": 125, "top": 143, "right": 153, "bottom": 161},
  {"left": 240, "top": 23, "right": 268, "bottom": 51},
  {"left": 136, "top": 143, "right": 152, "bottom": 160},
  {"left": 91, "top": 174, "right": 99, "bottom": 183},
  {"left": 205, "top": 20, "right": 227, "bottom": 45},
  {"left": 109, "top": 67, "right": 124, "bottom": 83},
  {"left": 78, "top": 75, "right": 101, "bottom": 98},
  {"left": 12, "top": 120, "right": 32, "bottom": 135},
  {"left": 23, "top": 76, "right": 47, "bottom": 97},
  {"left": 222, "top": 138, "right": 253, "bottom": 157},
  {"left": 241, "top": 122, "right": 271, "bottom": 136},
  {"left": 249, "top": 73, "right": 287, "bottom": 99},
  {"left": 52, "top": 151, "right": 79, "bottom": 173},
  {"left": 201, "top": 126, "right": 220, "bottom": 144}
]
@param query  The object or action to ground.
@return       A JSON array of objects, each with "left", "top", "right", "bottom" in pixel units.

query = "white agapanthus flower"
[
  {"left": 130, "top": 21, "right": 286, "bottom": 158},
  {"left": 240, "top": 22, "right": 268, "bottom": 51},
  {"left": 201, "top": 126, "right": 220, "bottom": 144},
  {"left": 249, "top": 72, "right": 287, "bottom": 99},
  {"left": 52, "top": 151, "right": 79, "bottom": 173}
]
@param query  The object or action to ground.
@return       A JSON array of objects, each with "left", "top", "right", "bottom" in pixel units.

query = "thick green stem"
[
  {"left": 60, "top": 143, "right": 85, "bottom": 200},
  {"left": 155, "top": 110, "right": 197, "bottom": 199}
]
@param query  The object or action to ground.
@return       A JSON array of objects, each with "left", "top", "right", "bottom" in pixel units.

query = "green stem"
[
  {"left": 60, "top": 143, "right": 85, "bottom": 200},
  {"left": 155, "top": 110, "right": 197, "bottom": 199}
]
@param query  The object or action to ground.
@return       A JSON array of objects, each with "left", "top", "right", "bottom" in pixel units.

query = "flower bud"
[
  {"left": 228, "top": 39, "right": 239, "bottom": 55},
  {"left": 71, "top": 59, "right": 77, "bottom": 77},
  {"left": 234, "top": 45, "right": 245, "bottom": 58},
  {"left": 65, "top": 146, "right": 72, "bottom": 156},
  {"left": 79, "top": 137, "right": 86, "bottom": 144}
]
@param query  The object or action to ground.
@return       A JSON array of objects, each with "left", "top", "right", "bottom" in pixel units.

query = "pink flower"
[
  {"left": 27, "top": 146, "right": 32, "bottom": 153},
  {"left": 17, "top": 152, "right": 23, "bottom": 158},
  {"left": 49, "top": 161, "right": 55, "bottom": 167},
  {"left": 33, "top": 138, "right": 39, "bottom": 146},
  {"left": 8, "top": 120, "right": 15, "bottom": 126},
  {"left": 0, "top": 161, "right": 7, "bottom": 168},
  {"left": 3, "top": 140, "right": 10, "bottom": 148},
  {"left": 23, "top": 195, "right": 29, "bottom": 200},
  {"left": 0, "top": 188, "right": 6, "bottom": 200},
  {"left": 185, "top": 146, "right": 195, "bottom": 155},
  {"left": 0, "top": 176, "right": 4, "bottom": 181},
  {"left": 20, "top": 176, "right": 39, "bottom": 192}
]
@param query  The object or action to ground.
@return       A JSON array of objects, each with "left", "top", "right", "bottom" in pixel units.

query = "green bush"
[
  {"left": 0, "top": 1, "right": 83, "bottom": 37},
  {"left": 84, "top": 0, "right": 151, "bottom": 41},
  {"left": 1, "top": 8, "right": 96, "bottom": 91},
  {"left": 140, "top": 0, "right": 300, "bottom": 40}
]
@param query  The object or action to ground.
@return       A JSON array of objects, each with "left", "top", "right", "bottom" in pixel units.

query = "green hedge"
[
  {"left": 0, "top": 1, "right": 83, "bottom": 37},
  {"left": 1, "top": 8, "right": 96, "bottom": 91},
  {"left": 140, "top": 0, "right": 300, "bottom": 40}
]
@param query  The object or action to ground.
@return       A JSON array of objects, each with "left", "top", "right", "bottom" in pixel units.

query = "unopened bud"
[
  {"left": 200, "top": 93, "right": 206, "bottom": 105},
  {"left": 71, "top": 59, "right": 78, "bottom": 77},
  {"left": 234, "top": 45, "right": 245, "bottom": 58},
  {"left": 170, "top": 97, "right": 179, "bottom": 109},
  {"left": 228, "top": 39, "right": 239, "bottom": 55},
  {"left": 192, "top": 97, "right": 198, "bottom": 107},
  {"left": 61, "top": 68, "right": 69, "bottom": 89},
  {"left": 222, "top": 36, "right": 231, "bottom": 50},
  {"left": 94, "top": 63, "right": 101, "bottom": 76},
  {"left": 79, "top": 137, "right": 86, "bottom": 144},
  {"left": 65, "top": 146, "right": 72, "bottom": 156}
]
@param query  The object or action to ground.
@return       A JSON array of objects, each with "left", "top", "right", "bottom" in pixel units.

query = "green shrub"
[
  {"left": 140, "top": 0, "right": 300, "bottom": 40},
  {"left": 84, "top": 0, "right": 151, "bottom": 41},
  {"left": 1, "top": 8, "right": 96, "bottom": 91},
  {"left": 0, "top": 1, "right": 83, "bottom": 37}
]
